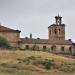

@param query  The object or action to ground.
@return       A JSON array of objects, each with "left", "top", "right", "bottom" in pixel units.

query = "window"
[
  {"left": 51, "top": 45, "right": 56, "bottom": 52},
  {"left": 61, "top": 46, "right": 64, "bottom": 51},
  {"left": 32, "top": 45, "right": 36, "bottom": 50},
  {"left": 25, "top": 45, "right": 29, "bottom": 49},
  {"left": 59, "top": 29, "right": 60, "bottom": 31},
  {"left": 69, "top": 47, "right": 72, "bottom": 54},
  {"left": 43, "top": 46, "right": 46, "bottom": 50},
  {"left": 54, "top": 29, "right": 57, "bottom": 34},
  {"left": 59, "top": 29, "right": 60, "bottom": 34}
]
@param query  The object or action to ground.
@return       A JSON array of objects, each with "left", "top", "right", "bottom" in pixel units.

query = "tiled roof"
[
  {"left": 0, "top": 25, "right": 21, "bottom": 32},
  {"left": 48, "top": 24, "right": 65, "bottom": 28},
  {"left": 19, "top": 38, "right": 73, "bottom": 45}
]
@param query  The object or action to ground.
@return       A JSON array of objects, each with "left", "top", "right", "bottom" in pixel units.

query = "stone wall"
[
  {"left": 0, "top": 31, "right": 20, "bottom": 47},
  {"left": 48, "top": 24, "right": 65, "bottom": 41},
  {"left": 19, "top": 43, "right": 75, "bottom": 55}
]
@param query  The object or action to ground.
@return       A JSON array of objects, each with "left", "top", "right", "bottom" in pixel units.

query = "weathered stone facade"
[
  {"left": 19, "top": 15, "right": 75, "bottom": 55},
  {"left": 19, "top": 38, "right": 75, "bottom": 55},
  {"left": 0, "top": 15, "right": 75, "bottom": 55},
  {"left": 0, "top": 25, "right": 21, "bottom": 47}
]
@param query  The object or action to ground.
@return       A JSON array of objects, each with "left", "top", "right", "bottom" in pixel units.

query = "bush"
[
  {"left": 17, "top": 57, "right": 30, "bottom": 64},
  {"left": 27, "top": 56, "right": 36, "bottom": 60},
  {"left": 0, "top": 36, "right": 10, "bottom": 48},
  {"left": 33, "top": 59, "right": 54, "bottom": 69},
  {"left": 17, "top": 57, "right": 54, "bottom": 70},
  {"left": 40, "top": 59, "right": 54, "bottom": 69},
  {"left": 59, "top": 63, "right": 75, "bottom": 72}
]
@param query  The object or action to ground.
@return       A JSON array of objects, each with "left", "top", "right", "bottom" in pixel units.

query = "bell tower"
[
  {"left": 48, "top": 15, "right": 65, "bottom": 41},
  {"left": 55, "top": 15, "right": 62, "bottom": 25}
]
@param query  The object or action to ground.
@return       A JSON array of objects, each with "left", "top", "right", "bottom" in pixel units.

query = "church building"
[{"left": 0, "top": 15, "right": 75, "bottom": 55}]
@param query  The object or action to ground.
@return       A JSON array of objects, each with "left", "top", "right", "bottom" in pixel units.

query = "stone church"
[{"left": 0, "top": 15, "right": 75, "bottom": 55}]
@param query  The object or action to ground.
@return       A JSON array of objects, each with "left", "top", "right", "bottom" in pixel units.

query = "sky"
[{"left": 0, "top": 0, "right": 75, "bottom": 41}]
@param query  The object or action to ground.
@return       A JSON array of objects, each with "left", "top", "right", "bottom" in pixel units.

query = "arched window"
[
  {"left": 51, "top": 45, "right": 56, "bottom": 52},
  {"left": 25, "top": 45, "right": 29, "bottom": 49},
  {"left": 31, "top": 45, "right": 39, "bottom": 50},
  {"left": 43, "top": 46, "right": 46, "bottom": 50}
]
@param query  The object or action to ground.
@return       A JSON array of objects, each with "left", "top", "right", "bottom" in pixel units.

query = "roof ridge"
[{"left": 0, "top": 25, "right": 21, "bottom": 32}]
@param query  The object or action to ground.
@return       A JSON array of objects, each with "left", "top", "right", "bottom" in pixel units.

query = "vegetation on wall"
[{"left": 0, "top": 36, "right": 10, "bottom": 48}]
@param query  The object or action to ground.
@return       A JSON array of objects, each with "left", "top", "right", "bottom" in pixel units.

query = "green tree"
[{"left": 0, "top": 36, "right": 10, "bottom": 48}]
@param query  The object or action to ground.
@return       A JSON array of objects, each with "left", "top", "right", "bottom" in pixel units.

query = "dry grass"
[
  {"left": 0, "top": 50, "right": 75, "bottom": 75},
  {"left": 0, "top": 50, "right": 74, "bottom": 63}
]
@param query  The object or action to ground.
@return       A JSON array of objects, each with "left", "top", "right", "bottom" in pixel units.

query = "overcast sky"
[{"left": 0, "top": 0, "right": 75, "bottom": 41}]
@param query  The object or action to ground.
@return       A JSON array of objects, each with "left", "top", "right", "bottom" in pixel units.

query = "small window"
[
  {"left": 25, "top": 45, "right": 29, "bottom": 49},
  {"left": 59, "top": 29, "right": 60, "bottom": 34},
  {"left": 59, "top": 29, "right": 60, "bottom": 31},
  {"left": 69, "top": 47, "right": 72, "bottom": 53},
  {"left": 51, "top": 46, "right": 53, "bottom": 51},
  {"left": 54, "top": 29, "right": 57, "bottom": 34},
  {"left": 43, "top": 46, "right": 46, "bottom": 50},
  {"left": 61, "top": 47, "right": 64, "bottom": 51}
]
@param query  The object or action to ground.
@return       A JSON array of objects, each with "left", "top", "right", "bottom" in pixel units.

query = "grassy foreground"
[{"left": 0, "top": 50, "right": 75, "bottom": 75}]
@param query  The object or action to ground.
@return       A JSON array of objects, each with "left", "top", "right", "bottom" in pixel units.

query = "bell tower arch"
[{"left": 55, "top": 15, "right": 62, "bottom": 25}]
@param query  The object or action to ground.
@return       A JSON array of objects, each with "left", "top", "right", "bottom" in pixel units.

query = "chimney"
[
  {"left": 68, "top": 39, "right": 72, "bottom": 41},
  {"left": 30, "top": 33, "right": 32, "bottom": 39}
]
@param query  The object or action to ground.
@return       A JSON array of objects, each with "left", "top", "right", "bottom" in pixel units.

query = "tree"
[{"left": 0, "top": 36, "right": 10, "bottom": 48}]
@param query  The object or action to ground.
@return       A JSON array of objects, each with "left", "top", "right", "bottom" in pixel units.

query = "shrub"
[
  {"left": 27, "top": 56, "right": 36, "bottom": 60},
  {"left": 17, "top": 57, "right": 30, "bottom": 64},
  {"left": 0, "top": 36, "right": 10, "bottom": 48},
  {"left": 44, "top": 62, "right": 53, "bottom": 69},
  {"left": 17, "top": 57, "right": 54, "bottom": 70},
  {"left": 40, "top": 59, "right": 54, "bottom": 69},
  {"left": 33, "top": 59, "right": 54, "bottom": 69},
  {"left": 59, "top": 63, "right": 75, "bottom": 72}
]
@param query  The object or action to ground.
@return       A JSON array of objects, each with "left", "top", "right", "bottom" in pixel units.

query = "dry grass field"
[{"left": 0, "top": 50, "right": 75, "bottom": 75}]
